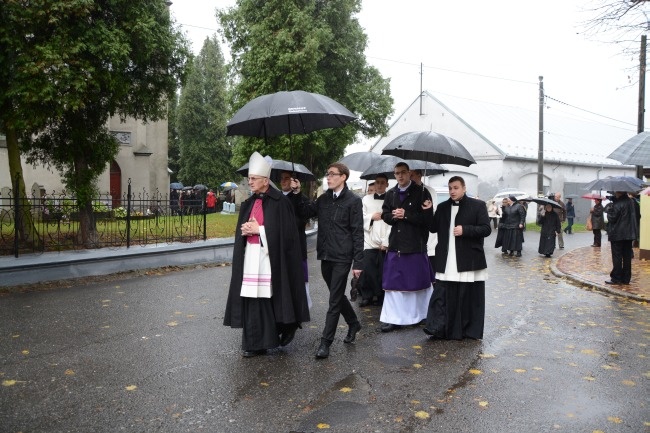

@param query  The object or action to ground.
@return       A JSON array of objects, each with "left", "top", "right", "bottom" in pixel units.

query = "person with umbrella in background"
[
  {"left": 604, "top": 191, "right": 638, "bottom": 285},
  {"left": 497, "top": 196, "right": 526, "bottom": 257},
  {"left": 223, "top": 152, "right": 310, "bottom": 357},
  {"left": 423, "top": 175, "right": 491, "bottom": 340},
  {"left": 292, "top": 162, "right": 363, "bottom": 359},
  {"left": 589, "top": 198, "right": 606, "bottom": 247},
  {"left": 206, "top": 189, "right": 217, "bottom": 214},
  {"left": 280, "top": 170, "right": 313, "bottom": 310},
  {"left": 537, "top": 203, "right": 561, "bottom": 257},
  {"left": 553, "top": 192, "right": 567, "bottom": 248}
]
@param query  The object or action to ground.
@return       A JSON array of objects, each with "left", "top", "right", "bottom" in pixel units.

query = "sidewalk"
[{"left": 552, "top": 245, "right": 649, "bottom": 302}]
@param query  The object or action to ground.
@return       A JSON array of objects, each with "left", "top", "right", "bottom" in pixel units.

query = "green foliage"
[
  {"left": 218, "top": 0, "right": 393, "bottom": 176},
  {"left": 168, "top": 93, "right": 182, "bottom": 182},
  {"left": 176, "top": 37, "right": 234, "bottom": 189}
]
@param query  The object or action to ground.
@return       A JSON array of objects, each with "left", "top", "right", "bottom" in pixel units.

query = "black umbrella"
[
  {"left": 521, "top": 196, "right": 561, "bottom": 209},
  {"left": 359, "top": 156, "right": 447, "bottom": 180},
  {"left": 170, "top": 182, "right": 183, "bottom": 190},
  {"left": 583, "top": 176, "right": 644, "bottom": 193},
  {"left": 193, "top": 184, "right": 208, "bottom": 191},
  {"left": 182, "top": 186, "right": 194, "bottom": 191},
  {"left": 236, "top": 159, "right": 316, "bottom": 182},
  {"left": 381, "top": 131, "right": 476, "bottom": 167},
  {"left": 337, "top": 152, "right": 384, "bottom": 172},
  {"left": 607, "top": 131, "right": 650, "bottom": 166}
]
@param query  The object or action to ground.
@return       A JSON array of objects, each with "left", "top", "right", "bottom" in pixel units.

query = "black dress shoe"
[
  {"left": 508, "top": 251, "right": 514, "bottom": 256},
  {"left": 242, "top": 349, "right": 267, "bottom": 358},
  {"left": 380, "top": 323, "right": 402, "bottom": 333},
  {"left": 315, "top": 340, "right": 331, "bottom": 359},
  {"left": 279, "top": 326, "right": 297, "bottom": 347},
  {"left": 605, "top": 280, "right": 622, "bottom": 285},
  {"left": 515, "top": 251, "right": 522, "bottom": 257},
  {"left": 358, "top": 299, "right": 371, "bottom": 307},
  {"left": 343, "top": 322, "right": 362, "bottom": 344}
]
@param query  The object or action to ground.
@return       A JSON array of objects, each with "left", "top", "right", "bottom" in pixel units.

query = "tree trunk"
[
  {"left": 4, "top": 124, "right": 42, "bottom": 249},
  {"left": 73, "top": 156, "right": 99, "bottom": 248}
]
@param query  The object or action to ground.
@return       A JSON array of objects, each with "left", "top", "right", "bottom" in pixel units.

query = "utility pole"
[
  {"left": 420, "top": 63, "right": 423, "bottom": 116},
  {"left": 637, "top": 35, "right": 646, "bottom": 180},
  {"left": 537, "top": 76, "right": 544, "bottom": 197}
]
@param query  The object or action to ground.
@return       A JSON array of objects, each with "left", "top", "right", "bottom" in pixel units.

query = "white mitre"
[{"left": 248, "top": 151, "right": 272, "bottom": 178}]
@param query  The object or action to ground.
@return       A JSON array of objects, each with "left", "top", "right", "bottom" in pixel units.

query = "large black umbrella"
[
  {"left": 381, "top": 131, "right": 476, "bottom": 166},
  {"left": 236, "top": 159, "right": 316, "bottom": 182},
  {"left": 226, "top": 90, "right": 357, "bottom": 172},
  {"left": 337, "top": 152, "right": 384, "bottom": 172},
  {"left": 193, "top": 184, "right": 208, "bottom": 191},
  {"left": 359, "top": 156, "right": 447, "bottom": 180},
  {"left": 170, "top": 182, "right": 183, "bottom": 190},
  {"left": 520, "top": 196, "right": 561, "bottom": 209},
  {"left": 583, "top": 176, "right": 644, "bottom": 193},
  {"left": 607, "top": 131, "right": 650, "bottom": 166}
]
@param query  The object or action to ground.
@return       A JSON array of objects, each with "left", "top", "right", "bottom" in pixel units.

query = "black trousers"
[
  {"left": 320, "top": 260, "right": 359, "bottom": 342},
  {"left": 592, "top": 229, "right": 601, "bottom": 246},
  {"left": 610, "top": 239, "right": 633, "bottom": 284}
]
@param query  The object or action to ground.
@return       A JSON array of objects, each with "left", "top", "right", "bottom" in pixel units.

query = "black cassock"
[
  {"left": 223, "top": 187, "right": 310, "bottom": 351},
  {"left": 537, "top": 210, "right": 561, "bottom": 256}
]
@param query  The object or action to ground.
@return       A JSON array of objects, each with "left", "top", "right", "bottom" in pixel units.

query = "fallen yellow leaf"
[
  {"left": 339, "top": 387, "right": 352, "bottom": 393},
  {"left": 621, "top": 380, "right": 635, "bottom": 386},
  {"left": 413, "top": 364, "right": 422, "bottom": 368},
  {"left": 514, "top": 369, "right": 526, "bottom": 373},
  {"left": 479, "top": 401, "right": 488, "bottom": 407},
  {"left": 410, "top": 400, "right": 420, "bottom": 405},
  {"left": 2, "top": 380, "right": 16, "bottom": 386},
  {"left": 412, "top": 345, "right": 422, "bottom": 349},
  {"left": 533, "top": 367, "right": 543, "bottom": 371},
  {"left": 64, "top": 369, "right": 75, "bottom": 376},
  {"left": 414, "top": 411, "right": 430, "bottom": 419},
  {"left": 607, "top": 416, "right": 622, "bottom": 424},
  {"left": 316, "top": 423, "right": 330, "bottom": 429},
  {"left": 479, "top": 353, "right": 495, "bottom": 359},
  {"left": 469, "top": 369, "right": 482, "bottom": 375},
  {"left": 260, "top": 382, "right": 269, "bottom": 387},
  {"left": 580, "top": 349, "right": 597, "bottom": 355},
  {"left": 167, "top": 321, "right": 178, "bottom": 327},
  {"left": 125, "top": 385, "right": 137, "bottom": 391},
  {"left": 21, "top": 350, "right": 29, "bottom": 355},
  {"left": 582, "top": 376, "right": 596, "bottom": 381}
]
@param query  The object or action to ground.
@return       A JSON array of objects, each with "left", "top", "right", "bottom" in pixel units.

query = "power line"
[{"left": 544, "top": 94, "right": 638, "bottom": 127}]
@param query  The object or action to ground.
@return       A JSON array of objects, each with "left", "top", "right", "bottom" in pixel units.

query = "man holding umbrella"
[{"left": 605, "top": 191, "right": 638, "bottom": 285}]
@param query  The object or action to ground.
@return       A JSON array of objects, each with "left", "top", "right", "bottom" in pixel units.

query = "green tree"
[
  {"left": 0, "top": 0, "right": 190, "bottom": 247},
  {"left": 168, "top": 92, "right": 181, "bottom": 183},
  {"left": 176, "top": 36, "right": 233, "bottom": 189},
  {"left": 218, "top": 0, "right": 393, "bottom": 178}
]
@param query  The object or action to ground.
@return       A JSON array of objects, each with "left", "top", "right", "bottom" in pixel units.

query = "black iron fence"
[{"left": 0, "top": 180, "right": 210, "bottom": 257}]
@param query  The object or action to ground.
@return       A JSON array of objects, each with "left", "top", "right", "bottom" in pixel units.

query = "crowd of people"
[{"left": 223, "top": 151, "right": 642, "bottom": 359}]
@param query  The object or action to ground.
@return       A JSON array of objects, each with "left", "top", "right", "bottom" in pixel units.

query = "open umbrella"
[
  {"left": 226, "top": 90, "right": 357, "bottom": 172},
  {"left": 170, "top": 182, "right": 183, "bottom": 190},
  {"left": 521, "top": 196, "right": 561, "bottom": 209},
  {"left": 193, "top": 184, "right": 208, "bottom": 191},
  {"left": 583, "top": 176, "right": 643, "bottom": 193},
  {"left": 337, "top": 152, "right": 384, "bottom": 172},
  {"left": 359, "top": 156, "right": 447, "bottom": 180},
  {"left": 607, "top": 131, "right": 650, "bottom": 166},
  {"left": 220, "top": 182, "right": 238, "bottom": 191},
  {"left": 581, "top": 193, "right": 607, "bottom": 200},
  {"left": 236, "top": 159, "right": 316, "bottom": 182},
  {"left": 381, "top": 131, "right": 476, "bottom": 166}
]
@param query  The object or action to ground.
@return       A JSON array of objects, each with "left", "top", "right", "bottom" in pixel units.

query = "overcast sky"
[{"left": 169, "top": 0, "right": 647, "bottom": 153}]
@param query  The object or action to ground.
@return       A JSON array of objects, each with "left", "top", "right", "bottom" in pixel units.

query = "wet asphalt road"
[{"left": 0, "top": 231, "right": 648, "bottom": 433}]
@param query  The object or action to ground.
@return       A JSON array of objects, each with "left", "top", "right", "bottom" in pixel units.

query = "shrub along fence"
[{"left": 0, "top": 179, "right": 209, "bottom": 257}]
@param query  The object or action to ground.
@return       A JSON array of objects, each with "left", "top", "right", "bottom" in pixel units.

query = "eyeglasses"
[{"left": 326, "top": 172, "right": 342, "bottom": 178}]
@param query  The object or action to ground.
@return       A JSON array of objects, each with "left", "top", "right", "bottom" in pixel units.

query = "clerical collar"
[
  {"left": 253, "top": 192, "right": 266, "bottom": 200},
  {"left": 282, "top": 190, "right": 290, "bottom": 196},
  {"left": 452, "top": 201, "right": 460, "bottom": 206},
  {"left": 374, "top": 193, "right": 385, "bottom": 200},
  {"left": 397, "top": 181, "right": 411, "bottom": 192}
]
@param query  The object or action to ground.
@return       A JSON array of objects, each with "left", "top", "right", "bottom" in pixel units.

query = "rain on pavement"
[{"left": 1, "top": 231, "right": 648, "bottom": 433}]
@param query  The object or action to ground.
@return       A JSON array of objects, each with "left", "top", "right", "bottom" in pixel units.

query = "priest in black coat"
[
  {"left": 223, "top": 152, "right": 310, "bottom": 357},
  {"left": 424, "top": 176, "right": 491, "bottom": 340}
]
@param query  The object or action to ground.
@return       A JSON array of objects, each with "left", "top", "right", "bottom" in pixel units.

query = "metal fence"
[{"left": 0, "top": 181, "right": 210, "bottom": 257}]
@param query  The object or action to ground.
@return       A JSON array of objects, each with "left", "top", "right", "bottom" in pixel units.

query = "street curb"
[{"left": 550, "top": 260, "right": 648, "bottom": 303}]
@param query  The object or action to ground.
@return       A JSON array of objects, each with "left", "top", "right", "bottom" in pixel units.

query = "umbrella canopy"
[
  {"left": 359, "top": 156, "right": 447, "bottom": 180},
  {"left": 170, "top": 182, "right": 183, "bottom": 190},
  {"left": 381, "top": 131, "right": 476, "bottom": 167},
  {"left": 220, "top": 182, "right": 238, "bottom": 190},
  {"left": 581, "top": 193, "right": 607, "bottom": 200},
  {"left": 337, "top": 152, "right": 385, "bottom": 172},
  {"left": 607, "top": 131, "right": 650, "bottom": 166},
  {"left": 236, "top": 159, "right": 316, "bottom": 182},
  {"left": 521, "top": 196, "right": 561, "bottom": 209},
  {"left": 193, "top": 184, "right": 208, "bottom": 191},
  {"left": 226, "top": 90, "right": 356, "bottom": 138},
  {"left": 182, "top": 186, "right": 194, "bottom": 191},
  {"left": 583, "top": 176, "right": 644, "bottom": 193}
]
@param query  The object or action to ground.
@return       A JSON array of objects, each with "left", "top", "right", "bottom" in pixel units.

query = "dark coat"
[
  {"left": 286, "top": 191, "right": 310, "bottom": 260},
  {"left": 538, "top": 210, "right": 561, "bottom": 255},
  {"left": 606, "top": 195, "right": 638, "bottom": 242},
  {"left": 590, "top": 202, "right": 605, "bottom": 230},
  {"left": 223, "top": 187, "right": 310, "bottom": 328},
  {"left": 381, "top": 182, "right": 432, "bottom": 254},
  {"left": 299, "top": 185, "right": 364, "bottom": 269},
  {"left": 430, "top": 195, "right": 492, "bottom": 273}
]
